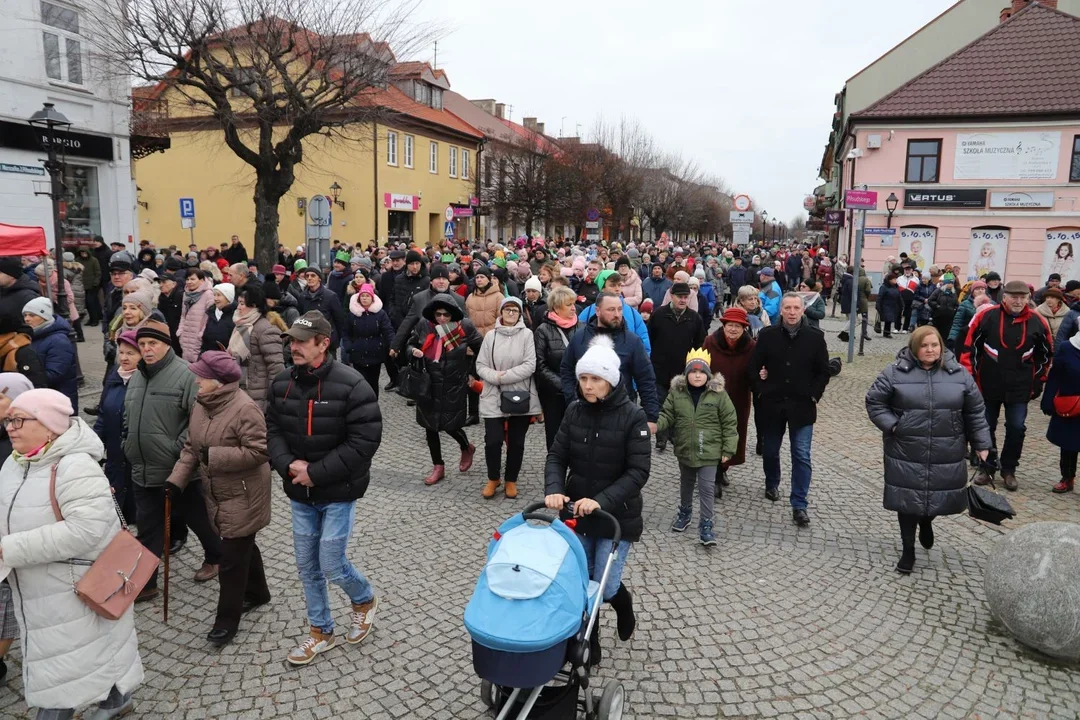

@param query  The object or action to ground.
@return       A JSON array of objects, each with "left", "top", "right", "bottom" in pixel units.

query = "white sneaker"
[
  {"left": 286, "top": 626, "right": 337, "bottom": 665},
  {"left": 346, "top": 597, "right": 379, "bottom": 644}
]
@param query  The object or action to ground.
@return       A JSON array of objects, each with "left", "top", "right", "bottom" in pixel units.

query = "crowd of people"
[{"left": 0, "top": 229, "right": 1076, "bottom": 717}]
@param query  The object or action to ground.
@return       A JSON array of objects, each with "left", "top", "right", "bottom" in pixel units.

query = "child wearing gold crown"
[{"left": 656, "top": 348, "right": 739, "bottom": 546}]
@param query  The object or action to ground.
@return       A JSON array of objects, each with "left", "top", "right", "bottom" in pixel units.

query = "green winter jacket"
[
  {"left": 656, "top": 374, "right": 739, "bottom": 467},
  {"left": 124, "top": 349, "right": 198, "bottom": 487}
]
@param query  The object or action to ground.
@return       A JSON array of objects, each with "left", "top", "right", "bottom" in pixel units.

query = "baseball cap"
[{"left": 283, "top": 311, "right": 333, "bottom": 341}]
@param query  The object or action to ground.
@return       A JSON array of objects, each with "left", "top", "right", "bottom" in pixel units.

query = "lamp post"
[
  {"left": 28, "top": 102, "right": 71, "bottom": 315},
  {"left": 886, "top": 192, "right": 899, "bottom": 228},
  {"left": 761, "top": 210, "right": 768, "bottom": 244},
  {"left": 772, "top": 220, "right": 778, "bottom": 244}
]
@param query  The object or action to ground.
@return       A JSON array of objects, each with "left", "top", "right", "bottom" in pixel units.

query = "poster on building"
[
  {"left": 898, "top": 227, "right": 936, "bottom": 272},
  {"left": 1042, "top": 229, "right": 1080, "bottom": 283},
  {"left": 967, "top": 228, "right": 1010, "bottom": 280},
  {"left": 953, "top": 132, "right": 1061, "bottom": 180}
]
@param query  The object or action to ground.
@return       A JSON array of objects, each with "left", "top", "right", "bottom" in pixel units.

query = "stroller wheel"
[
  {"left": 597, "top": 680, "right": 625, "bottom": 720},
  {"left": 480, "top": 679, "right": 498, "bottom": 709}
]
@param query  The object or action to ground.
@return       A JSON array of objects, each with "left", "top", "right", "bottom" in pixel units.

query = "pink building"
[{"left": 840, "top": 2, "right": 1080, "bottom": 287}]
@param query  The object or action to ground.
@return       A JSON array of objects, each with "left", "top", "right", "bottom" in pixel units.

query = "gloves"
[{"left": 1031, "top": 383, "right": 1044, "bottom": 401}]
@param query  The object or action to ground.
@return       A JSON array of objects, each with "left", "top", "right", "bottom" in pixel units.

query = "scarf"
[
  {"left": 228, "top": 308, "right": 259, "bottom": 362},
  {"left": 118, "top": 366, "right": 137, "bottom": 384},
  {"left": 183, "top": 287, "right": 205, "bottom": 309},
  {"left": 32, "top": 319, "right": 56, "bottom": 336},
  {"left": 783, "top": 317, "right": 804, "bottom": 339},
  {"left": 421, "top": 321, "right": 465, "bottom": 362},
  {"left": 547, "top": 311, "right": 577, "bottom": 329}
]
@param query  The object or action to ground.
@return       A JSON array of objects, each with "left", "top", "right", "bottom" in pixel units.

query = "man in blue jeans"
[
  {"left": 267, "top": 311, "right": 383, "bottom": 665},
  {"left": 750, "top": 293, "right": 831, "bottom": 526}
]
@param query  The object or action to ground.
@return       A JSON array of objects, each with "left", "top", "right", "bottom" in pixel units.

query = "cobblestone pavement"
[{"left": 1, "top": 317, "right": 1078, "bottom": 720}]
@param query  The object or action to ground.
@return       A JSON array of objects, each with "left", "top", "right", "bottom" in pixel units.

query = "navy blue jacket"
[
  {"left": 726, "top": 264, "right": 751, "bottom": 293},
  {"left": 1042, "top": 337, "right": 1080, "bottom": 452},
  {"left": 640, "top": 276, "right": 672, "bottom": 308},
  {"left": 344, "top": 298, "right": 395, "bottom": 367},
  {"left": 94, "top": 368, "right": 131, "bottom": 492},
  {"left": 297, "top": 284, "right": 347, "bottom": 349},
  {"left": 559, "top": 318, "right": 660, "bottom": 422},
  {"left": 1054, "top": 308, "right": 1079, "bottom": 355},
  {"left": 327, "top": 269, "right": 354, "bottom": 300},
  {"left": 30, "top": 316, "right": 78, "bottom": 411}
]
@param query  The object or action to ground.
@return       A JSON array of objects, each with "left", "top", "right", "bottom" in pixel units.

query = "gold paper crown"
[{"left": 685, "top": 347, "right": 712, "bottom": 368}]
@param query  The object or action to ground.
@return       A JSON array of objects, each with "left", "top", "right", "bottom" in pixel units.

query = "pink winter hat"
[
  {"left": 358, "top": 283, "right": 376, "bottom": 298},
  {"left": 11, "top": 388, "right": 73, "bottom": 435}
]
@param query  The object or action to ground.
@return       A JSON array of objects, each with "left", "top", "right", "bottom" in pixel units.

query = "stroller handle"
[{"left": 521, "top": 502, "right": 622, "bottom": 546}]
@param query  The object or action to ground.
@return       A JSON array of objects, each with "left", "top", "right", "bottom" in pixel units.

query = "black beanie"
[
  {"left": 0, "top": 257, "right": 24, "bottom": 279},
  {"left": 406, "top": 250, "right": 424, "bottom": 265},
  {"left": 429, "top": 264, "right": 449, "bottom": 281}
]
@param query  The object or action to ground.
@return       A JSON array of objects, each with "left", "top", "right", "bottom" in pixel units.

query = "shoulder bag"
[
  {"left": 397, "top": 356, "right": 431, "bottom": 400},
  {"left": 1052, "top": 392, "right": 1080, "bottom": 418},
  {"left": 49, "top": 464, "right": 159, "bottom": 620},
  {"left": 966, "top": 469, "right": 1015, "bottom": 526},
  {"left": 490, "top": 332, "right": 532, "bottom": 415}
]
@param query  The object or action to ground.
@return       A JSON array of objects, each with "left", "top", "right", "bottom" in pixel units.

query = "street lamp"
[
  {"left": 28, "top": 102, "right": 71, "bottom": 315},
  {"left": 761, "top": 210, "right": 768, "bottom": 244},
  {"left": 886, "top": 192, "right": 899, "bottom": 228},
  {"left": 772, "top": 219, "right": 778, "bottom": 243},
  {"left": 329, "top": 181, "right": 345, "bottom": 210}
]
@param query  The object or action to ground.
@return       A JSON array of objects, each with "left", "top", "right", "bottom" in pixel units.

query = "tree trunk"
[{"left": 253, "top": 173, "right": 282, "bottom": 274}]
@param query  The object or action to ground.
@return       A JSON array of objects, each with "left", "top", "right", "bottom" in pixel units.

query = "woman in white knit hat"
[{"left": 544, "top": 334, "right": 650, "bottom": 664}]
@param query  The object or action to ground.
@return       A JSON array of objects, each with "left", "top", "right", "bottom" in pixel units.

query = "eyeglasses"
[
  {"left": 1, "top": 416, "right": 38, "bottom": 430},
  {"left": 502, "top": 307, "right": 521, "bottom": 315}
]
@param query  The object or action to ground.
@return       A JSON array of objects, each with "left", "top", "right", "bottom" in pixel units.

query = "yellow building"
[{"left": 134, "top": 61, "right": 483, "bottom": 255}]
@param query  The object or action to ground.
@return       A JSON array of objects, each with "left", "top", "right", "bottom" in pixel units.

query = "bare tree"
[
  {"left": 95, "top": 0, "right": 429, "bottom": 268},
  {"left": 582, "top": 117, "right": 655, "bottom": 241}
]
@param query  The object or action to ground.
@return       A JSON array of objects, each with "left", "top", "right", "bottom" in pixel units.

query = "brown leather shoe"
[
  {"left": 1001, "top": 472, "right": 1018, "bottom": 491},
  {"left": 194, "top": 563, "right": 219, "bottom": 582},
  {"left": 459, "top": 444, "right": 476, "bottom": 473},
  {"left": 504, "top": 481, "right": 518, "bottom": 499},
  {"left": 482, "top": 480, "right": 500, "bottom": 499},
  {"left": 973, "top": 470, "right": 993, "bottom": 486},
  {"left": 423, "top": 465, "right": 445, "bottom": 486},
  {"left": 135, "top": 586, "right": 159, "bottom": 604}
]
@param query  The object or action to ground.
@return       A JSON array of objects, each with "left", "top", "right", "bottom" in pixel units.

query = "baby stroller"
[{"left": 464, "top": 502, "right": 626, "bottom": 720}]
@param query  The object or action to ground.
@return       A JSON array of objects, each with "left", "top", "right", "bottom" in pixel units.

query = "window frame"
[
  {"left": 904, "top": 139, "right": 942, "bottom": 184},
  {"left": 429, "top": 141, "right": 438, "bottom": 174},
  {"left": 462, "top": 149, "right": 470, "bottom": 180},
  {"left": 41, "top": 0, "right": 83, "bottom": 86},
  {"left": 448, "top": 146, "right": 458, "bottom": 178},
  {"left": 387, "top": 130, "right": 398, "bottom": 166},
  {"left": 229, "top": 67, "right": 258, "bottom": 98},
  {"left": 1070, "top": 135, "right": 1080, "bottom": 183},
  {"left": 404, "top": 134, "right": 414, "bottom": 168}
]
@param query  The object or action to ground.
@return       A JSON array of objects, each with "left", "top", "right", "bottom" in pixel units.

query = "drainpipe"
[
  {"left": 475, "top": 140, "right": 485, "bottom": 243},
  {"left": 373, "top": 123, "right": 380, "bottom": 245}
]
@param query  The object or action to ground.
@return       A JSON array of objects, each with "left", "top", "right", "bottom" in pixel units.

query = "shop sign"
[
  {"left": 452, "top": 205, "right": 473, "bottom": 218},
  {"left": 843, "top": 189, "right": 878, "bottom": 210},
  {"left": 825, "top": 210, "right": 845, "bottom": 227},
  {"left": 383, "top": 193, "right": 419, "bottom": 210},
  {"left": 904, "top": 189, "right": 986, "bottom": 208},
  {"left": 989, "top": 191, "right": 1055, "bottom": 209},
  {"left": 954, "top": 132, "right": 1060, "bottom": 180},
  {"left": 469, "top": 195, "right": 479, "bottom": 207},
  {"left": 0, "top": 162, "right": 45, "bottom": 176},
  {"left": 0, "top": 120, "right": 114, "bottom": 161}
]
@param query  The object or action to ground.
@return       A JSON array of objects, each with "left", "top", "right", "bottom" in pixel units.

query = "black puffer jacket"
[
  {"left": 406, "top": 315, "right": 483, "bottom": 432},
  {"left": 866, "top": 348, "right": 991, "bottom": 517},
  {"left": 544, "top": 382, "right": 651, "bottom": 542},
  {"left": 534, "top": 317, "right": 582, "bottom": 397},
  {"left": 201, "top": 303, "right": 236, "bottom": 354},
  {"left": 0, "top": 275, "right": 41, "bottom": 329},
  {"left": 266, "top": 356, "right": 383, "bottom": 504},
  {"left": 297, "top": 284, "right": 346, "bottom": 349},
  {"left": 391, "top": 270, "right": 429, "bottom": 327},
  {"left": 158, "top": 283, "right": 184, "bottom": 356}
]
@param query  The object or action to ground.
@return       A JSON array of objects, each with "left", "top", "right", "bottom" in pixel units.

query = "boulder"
[{"left": 984, "top": 522, "right": 1080, "bottom": 661}]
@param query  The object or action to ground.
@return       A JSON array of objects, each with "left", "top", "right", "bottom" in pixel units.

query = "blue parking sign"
[{"left": 179, "top": 198, "right": 195, "bottom": 218}]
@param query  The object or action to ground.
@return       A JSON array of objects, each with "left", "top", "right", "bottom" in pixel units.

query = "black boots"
[
  {"left": 897, "top": 514, "right": 917, "bottom": 574},
  {"left": 918, "top": 517, "right": 934, "bottom": 549},
  {"left": 608, "top": 583, "right": 636, "bottom": 641}
]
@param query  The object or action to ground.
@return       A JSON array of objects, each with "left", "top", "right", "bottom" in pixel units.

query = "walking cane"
[{"left": 163, "top": 487, "right": 171, "bottom": 623}]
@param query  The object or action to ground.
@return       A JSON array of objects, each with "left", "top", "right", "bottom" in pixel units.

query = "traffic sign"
[
  {"left": 730, "top": 211, "right": 754, "bottom": 223},
  {"left": 585, "top": 208, "right": 601, "bottom": 223},
  {"left": 308, "top": 195, "right": 331, "bottom": 226},
  {"left": 179, "top": 198, "right": 195, "bottom": 218},
  {"left": 444, "top": 206, "right": 455, "bottom": 222},
  {"left": 733, "top": 228, "right": 751, "bottom": 245},
  {"left": 733, "top": 195, "right": 752, "bottom": 212},
  {"left": 585, "top": 221, "right": 600, "bottom": 229},
  {"left": 444, "top": 221, "right": 455, "bottom": 238}
]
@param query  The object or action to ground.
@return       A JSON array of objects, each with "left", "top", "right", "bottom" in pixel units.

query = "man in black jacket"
[
  {"left": 647, "top": 282, "right": 705, "bottom": 451},
  {"left": 223, "top": 234, "right": 249, "bottom": 265},
  {"left": 390, "top": 263, "right": 463, "bottom": 353},
  {"left": 750, "top": 293, "right": 831, "bottom": 527},
  {"left": 391, "top": 250, "right": 430, "bottom": 328},
  {"left": 0, "top": 256, "right": 41, "bottom": 329},
  {"left": 960, "top": 281, "right": 1053, "bottom": 491},
  {"left": 377, "top": 250, "right": 406, "bottom": 389},
  {"left": 296, "top": 267, "right": 346, "bottom": 352},
  {"left": 157, "top": 273, "right": 185, "bottom": 356},
  {"left": 267, "top": 311, "right": 383, "bottom": 666}
]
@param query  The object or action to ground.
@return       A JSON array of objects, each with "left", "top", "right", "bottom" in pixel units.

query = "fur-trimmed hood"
[
  {"left": 668, "top": 373, "right": 725, "bottom": 394},
  {"left": 349, "top": 290, "right": 384, "bottom": 316}
]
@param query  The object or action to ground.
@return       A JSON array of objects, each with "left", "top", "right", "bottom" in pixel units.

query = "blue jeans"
[
  {"left": 577, "top": 536, "right": 632, "bottom": 601},
  {"left": 290, "top": 500, "right": 375, "bottom": 633},
  {"left": 761, "top": 420, "right": 814, "bottom": 510},
  {"left": 984, "top": 399, "right": 1028, "bottom": 473}
]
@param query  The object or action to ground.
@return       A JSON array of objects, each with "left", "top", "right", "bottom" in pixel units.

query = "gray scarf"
[{"left": 783, "top": 316, "right": 805, "bottom": 339}]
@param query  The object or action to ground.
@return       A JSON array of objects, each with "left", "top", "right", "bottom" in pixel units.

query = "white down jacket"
[
  {"left": 475, "top": 316, "right": 541, "bottom": 418},
  {"left": 0, "top": 418, "right": 144, "bottom": 710}
]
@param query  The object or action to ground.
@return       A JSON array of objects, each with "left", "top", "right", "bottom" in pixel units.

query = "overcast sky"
[{"left": 417, "top": 0, "right": 958, "bottom": 224}]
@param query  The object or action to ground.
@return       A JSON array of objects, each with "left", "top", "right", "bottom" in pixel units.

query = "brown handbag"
[{"left": 49, "top": 464, "right": 159, "bottom": 620}]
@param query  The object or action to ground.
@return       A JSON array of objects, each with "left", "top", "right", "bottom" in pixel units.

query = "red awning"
[{"left": 0, "top": 223, "right": 47, "bottom": 256}]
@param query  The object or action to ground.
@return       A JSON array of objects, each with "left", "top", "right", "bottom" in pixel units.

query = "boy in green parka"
[{"left": 657, "top": 348, "right": 738, "bottom": 546}]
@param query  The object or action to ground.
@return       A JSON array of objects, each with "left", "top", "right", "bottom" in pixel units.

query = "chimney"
[
  {"left": 494, "top": 103, "right": 505, "bottom": 120},
  {"left": 1002, "top": 0, "right": 1056, "bottom": 21},
  {"left": 535, "top": 122, "right": 545, "bottom": 135},
  {"left": 471, "top": 98, "right": 496, "bottom": 115},
  {"left": 523, "top": 117, "right": 537, "bottom": 131}
]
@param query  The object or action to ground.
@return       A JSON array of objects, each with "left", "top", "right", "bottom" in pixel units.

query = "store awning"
[{"left": 0, "top": 223, "right": 47, "bottom": 256}]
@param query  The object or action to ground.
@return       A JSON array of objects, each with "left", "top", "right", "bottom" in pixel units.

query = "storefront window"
[
  {"left": 62, "top": 164, "right": 100, "bottom": 246},
  {"left": 388, "top": 210, "right": 413, "bottom": 242}
]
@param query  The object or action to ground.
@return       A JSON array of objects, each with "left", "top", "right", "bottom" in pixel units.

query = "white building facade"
[{"left": 0, "top": 0, "right": 136, "bottom": 251}]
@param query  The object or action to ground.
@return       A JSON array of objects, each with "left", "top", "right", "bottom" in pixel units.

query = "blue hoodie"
[{"left": 759, "top": 279, "right": 782, "bottom": 324}]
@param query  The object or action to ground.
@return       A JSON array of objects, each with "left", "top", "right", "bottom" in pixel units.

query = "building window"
[
  {"left": 1071, "top": 135, "right": 1080, "bottom": 182},
  {"left": 414, "top": 81, "right": 432, "bottom": 106},
  {"left": 230, "top": 67, "right": 258, "bottom": 97},
  {"left": 462, "top": 149, "right": 470, "bottom": 180},
  {"left": 905, "top": 140, "right": 941, "bottom": 183},
  {"left": 429, "top": 141, "right": 438, "bottom": 174},
  {"left": 387, "top": 131, "right": 398, "bottom": 166},
  {"left": 432, "top": 88, "right": 443, "bottom": 110},
  {"left": 41, "top": 1, "right": 82, "bottom": 85},
  {"left": 404, "top": 135, "right": 414, "bottom": 168},
  {"left": 61, "top": 164, "right": 100, "bottom": 245},
  {"left": 388, "top": 211, "right": 413, "bottom": 243},
  {"left": 449, "top": 146, "right": 457, "bottom": 177}
]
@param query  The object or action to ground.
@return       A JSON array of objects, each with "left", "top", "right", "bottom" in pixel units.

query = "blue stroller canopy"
[{"left": 465, "top": 513, "right": 590, "bottom": 654}]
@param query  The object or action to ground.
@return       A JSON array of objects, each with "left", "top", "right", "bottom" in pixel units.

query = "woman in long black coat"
[
  {"left": 866, "top": 326, "right": 991, "bottom": 575},
  {"left": 533, "top": 285, "right": 582, "bottom": 449},
  {"left": 875, "top": 274, "right": 904, "bottom": 338},
  {"left": 406, "top": 293, "right": 484, "bottom": 487}
]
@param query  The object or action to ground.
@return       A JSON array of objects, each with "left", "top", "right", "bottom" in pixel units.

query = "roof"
[
  {"left": 497, "top": 118, "right": 561, "bottom": 154},
  {"left": 389, "top": 61, "right": 448, "bottom": 84},
  {"left": 360, "top": 85, "right": 483, "bottom": 140},
  {"left": 442, "top": 91, "right": 517, "bottom": 141},
  {"left": 853, "top": 3, "right": 1080, "bottom": 121}
]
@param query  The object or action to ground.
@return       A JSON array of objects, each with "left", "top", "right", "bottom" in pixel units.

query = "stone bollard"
[{"left": 984, "top": 522, "right": 1080, "bottom": 662}]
